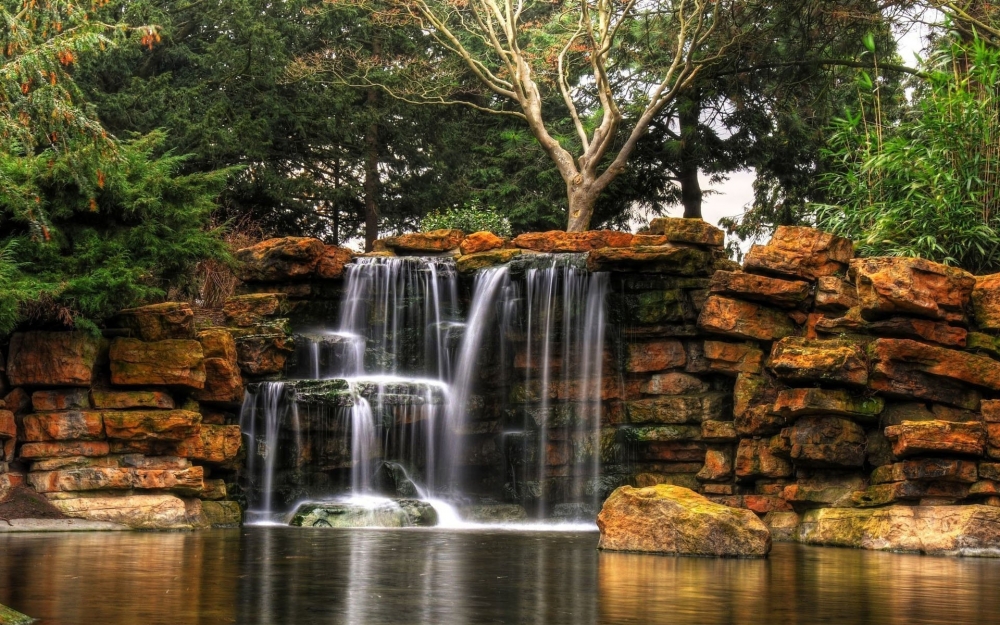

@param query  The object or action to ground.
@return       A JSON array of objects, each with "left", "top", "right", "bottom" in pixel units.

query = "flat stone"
[
  {"left": 586, "top": 246, "right": 713, "bottom": 275},
  {"left": 768, "top": 337, "right": 868, "bottom": 386},
  {"left": 735, "top": 405, "right": 787, "bottom": 437},
  {"left": 697, "top": 296, "right": 797, "bottom": 342},
  {"left": 744, "top": 226, "right": 853, "bottom": 281},
  {"left": 781, "top": 416, "right": 866, "bottom": 468},
  {"left": 853, "top": 480, "right": 972, "bottom": 507},
  {"left": 782, "top": 475, "right": 866, "bottom": 508},
  {"left": 27, "top": 466, "right": 204, "bottom": 495},
  {"left": 0, "top": 518, "right": 129, "bottom": 532},
  {"left": 7, "top": 332, "right": 102, "bottom": 387},
  {"left": 735, "top": 438, "right": 792, "bottom": 480},
  {"left": 223, "top": 293, "right": 287, "bottom": 327},
  {"left": 814, "top": 276, "right": 858, "bottom": 312},
  {"left": 48, "top": 493, "right": 205, "bottom": 530},
  {"left": 201, "top": 500, "right": 243, "bottom": 527},
  {"left": 620, "top": 393, "right": 730, "bottom": 425},
  {"left": 118, "top": 302, "right": 195, "bottom": 341},
  {"left": 872, "top": 459, "right": 978, "bottom": 484},
  {"left": 236, "top": 237, "right": 326, "bottom": 281},
  {"left": 102, "top": 409, "right": 201, "bottom": 441},
  {"left": 234, "top": 333, "right": 294, "bottom": 376},
  {"left": 851, "top": 257, "right": 974, "bottom": 322},
  {"left": 90, "top": 390, "right": 175, "bottom": 410},
  {"left": 174, "top": 424, "right": 242, "bottom": 467},
  {"left": 23, "top": 411, "right": 104, "bottom": 442},
  {"left": 597, "top": 485, "right": 770, "bottom": 556},
  {"left": 867, "top": 317, "right": 967, "bottom": 347},
  {"left": 884, "top": 420, "right": 985, "bottom": 457},
  {"left": 31, "top": 389, "right": 90, "bottom": 412},
  {"left": 384, "top": 229, "right": 465, "bottom": 253},
  {"left": 641, "top": 372, "right": 709, "bottom": 395},
  {"left": 773, "top": 388, "right": 883, "bottom": 422},
  {"left": 701, "top": 341, "right": 763, "bottom": 376},
  {"left": 20, "top": 441, "right": 110, "bottom": 459},
  {"left": 709, "top": 271, "right": 811, "bottom": 308},
  {"left": 512, "top": 230, "right": 632, "bottom": 252},
  {"left": 973, "top": 273, "right": 1000, "bottom": 330},
  {"left": 871, "top": 338, "right": 1000, "bottom": 392},
  {"left": 109, "top": 338, "right": 206, "bottom": 389},
  {"left": 645, "top": 218, "right": 725, "bottom": 246},
  {"left": 456, "top": 249, "right": 522, "bottom": 274},
  {"left": 626, "top": 340, "right": 686, "bottom": 372}
]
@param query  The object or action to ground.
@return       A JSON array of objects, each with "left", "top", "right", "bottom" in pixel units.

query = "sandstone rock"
[
  {"left": 31, "top": 389, "right": 90, "bottom": 412},
  {"left": 768, "top": 337, "right": 868, "bottom": 386},
  {"left": 709, "top": 271, "right": 811, "bottom": 308},
  {"left": 174, "top": 424, "right": 242, "bottom": 467},
  {"left": 735, "top": 438, "right": 793, "bottom": 480},
  {"left": 23, "top": 411, "right": 104, "bottom": 442},
  {"left": 236, "top": 237, "right": 326, "bottom": 281},
  {"left": 118, "top": 302, "right": 195, "bottom": 341},
  {"left": 772, "top": 388, "right": 883, "bottom": 422},
  {"left": 763, "top": 511, "right": 801, "bottom": 541},
  {"left": 201, "top": 478, "right": 227, "bottom": 500},
  {"left": 460, "top": 231, "right": 505, "bottom": 255},
  {"left": 701, "top": 420, "right": 737, "bottom": 442},
  {"left": 968, "top": 332, "right": 1000, "bottom": 359},
  {"left": 194, "top": 329, "right": 242, "bottom": 403},
  {"left": 314, "top": 246, "right": 354, "bottom": 279},
  {"left": 735, "top": 405, "right": 787, "bottom": 437},
  {"left": 586, "top": 246, "right": 713, "bottom": 275},
  {"left": 626, "top": 340, "right": 686, "bottom": 372},
  {"left": 20, "top": 441, "right": 110, "bottom": 459},
  {"left": 872, "top": 459, "right": 978, "bottom": 484},
  {"left": 234, "top": 333, "right": 294, "bottom": 376},
  {"left": 782, "top": 475, "right": 866, "bottom": 508},
  {"left": 814, "top": 276, "right": 858, "bottom": 312},
  {"left": 973, "top": 273, "right": 1000, "bottom": 330},
  {"left": 871, "top": 360, "right": 982, "bottom": 410},
  {"left": 90, "top": 390, "right": 174, "bottom": 410},
  {"left": 701, "top": 341, "right": 763, "bottom": 376},
  {"left": 7, "top": 332, "right": 102, "bottom": 387},
  {"left": 383, "top": 229, "right": 465, "bottom": 253},
  {"left": 733, "top": 372, "right": 778, "bottom": 419},
  {"left": 866, "top": 317, "right": 968, "bottom": 347},
  {"left": 456, "top": 248, "right": 522, "bottom": 273},
  {"left": 223, "top": 293, "right": 288, "bottom": 327},
  {"left": 782, "top": 416, "right": 866, "bottom": 468},
  {"left": 799, "top": 505, "right": 1000, "bottom": 554},
  {"left": 620, "top": 393, "right": 730, "bottom": 425},
  {"left": 0, "top": 410, "right": 15, "bottom": 441},
  {"left": 645, "top": 218, "right": 725, "bottom": 246},
  {"left": 744, "top": 226, "right": 853, "bottom": 281},
  {"left": 28, "top": 466, "right": 204, "bottom": 495},
  {"left": 871, "top": 338, "right": 1000, "bottom": 392},
  {"left": 743, "top": 494, "right": 793, "bottom": 514},
  {"left": 49, "top": 493, "right": 204, "bottom": 530},
  {"left": 102, "top": 409, "right": 201, "bottom": 442},
  {"left": 201, "top": 500, "right": 242, "bottom": 527},
  {"left": 697, "top": 296, "right": 797, "bottom": 342},
  {"left": 696, "top": 449, "right": 733, "bottom": 482},
  {"left": 109, "top": 338, "right": 206, "bottom": 389},
  {"left": 596, "top": 484, "right": 770, "bottom": 556},
  {"left": 641, "top": 372, "right": 709, "bottom": 395},
  {"left": 512, "top": 230, "right": 632, "bottom": 252},
  {"left": 853, "top": 480, "right": 970, "bottom": 506},
  {"left": 884, "top": 420, "right": 985, "bottom": 457},
  {"left": 4, "top": 388, "right": 30, "bottom": 415},
  {"left": 851, "top": 257, "right": 975, "bottom": 322}
]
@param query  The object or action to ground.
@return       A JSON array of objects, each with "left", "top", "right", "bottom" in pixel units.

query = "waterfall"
[{"left": 240, "top": 382, "right": 302, "bottom": 521}]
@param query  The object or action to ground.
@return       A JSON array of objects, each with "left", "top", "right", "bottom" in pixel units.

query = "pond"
[{"left": 2, "top": 527, "right": 1000, "bottom": 624}]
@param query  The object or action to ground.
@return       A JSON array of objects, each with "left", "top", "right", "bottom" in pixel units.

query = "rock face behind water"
[{"left": 597, "top": 484, "right": 771, "bottom": 557}]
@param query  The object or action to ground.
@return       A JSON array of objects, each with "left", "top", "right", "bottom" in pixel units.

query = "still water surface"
[{"left": 2, "top": 527, "right": 1000, "bottom": 624}]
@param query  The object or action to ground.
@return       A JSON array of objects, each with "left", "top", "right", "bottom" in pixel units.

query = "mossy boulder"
[
  {"left": 289, "top": 499, "right": 438, "bottom": 528},
  {"left": 456, "top": 248, "right": 522, "bottom": 274}
]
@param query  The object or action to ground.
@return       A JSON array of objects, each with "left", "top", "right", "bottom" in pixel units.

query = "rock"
[
  {"left": 290, "top": 500, "right": 438, "bottom": 528},
  {"left": 782, "top": 475, "right": 866, "bottom": 508},
  {"left": 512, "top": 230, "right": 632, "bottom": 252},
  {"left": 7, "top": 332, "right": 102, "bottom": 387},
  {"left": 763, "top": 511, "right": 800, "bottom": 541},
  {"left": 200, "top": 479, "right": 227, "bottom": 500},
  {"left": 23, "top": 411, "right": 104, "bottom": 441},
  {"left": 49, "top": 493, "right": 204, "bottom": 530},
  {"left": 701, "top": 341, "right": 764, "bottom": 376},
  {"left": 234, "top": 333, "right": 294, "bottom": 376},
  {"left": 102, "top": 410, "right": 202, "bottom": 441},
  {"left": 984, "top": 400, "right": 1000, "bottom": 422},
  {"left": 586, "top": 246, "right": 713, "bottom": 275},
  {"left": 195, "top": 329, "right": 243, "bottom": 403},
  {"left": 0, "top": 411, "right": 15, "bottom": 441},
  {"left": 973, "top": 273, "right": 1000, "bottom": 330},
  {"left": 109, "top": 338, "right": 206, "bottom": 389},
  {"left": 201, "top": 500, "right": 242, "bottom": 527},
  {"left": 798, "top": 505, "right": 1000, "bottom": 554},
  {"left": 768, "top": 337, "right": 868, "bottom": 386},
  {"left": 772, "top": 388, "right": 883, "bottom": 422},
  {"left": 884, "top": 420, "right": 985, "bottom": 457},
  {"left": 223, "top": 293, "right": 287, "bottom": 327},
  {"left": 872, "top": 459, "right": 978, "bottom": 484},
  {"left": 460, "top": 231, "right": 505, "bottom": 255},
  {"left": 968, "top": 332, "right": 1000, "bottom": 358},
  {"left": 701, "top": 420, "right": 737, "bottom": 442},
  {"left": 596, "top": 484, "right": 770, "bottom": 556},
  {"left": 456, "top": 248, "right": 522, "bottom": 273},
  {"left": 853, "top": 480, "right": 970, "bottom": 506},
  {"left": 732, "top": 372, "right": 777, "bottom": 419},
  {"left": 851, "top": 257, "right": 975, "bottom": 322},
  {"left": 641, "top": 372, "right": 709, "bottom": 395},
  {"left": 735, "top": 405, "right": 787, "bottom": 437},
  {"left": 735, "top": 438, "right": 793, "bottom": 480},
  {"left": 31, "top": 389, "right": 90, "bottom": 412},
  {"left": 697, "top": 296, "right": 797, "bottom": 342},
  {"left": 782, "top": 416, "right": 867, "bottom": 468},
  {"left": 27, "top": 466, "right": 204, "bottom": 495},
  {"left": 708, "top": 271, "right": 811, "bottom": 308},
  {"left": 644, "top": 218, "right": 725, "bottom": 247},
  {"left": 0, "top": 602, "right": 34, "bottom": 625},
  {"left": 236, "top": 237, "right": 326, "bottom": 281},
  {"left": 4, "top": 388, "right": 30, "bottom": 415},
  {"left": 382, "top": 229, "right": 465, "bottom": 253},
  {"left": 90, "top": 390, "right": 174, "bottom": 410},
  {"left": 626, "top": 340, "right": 686, "bottom": 372},
  {"left": 620, "top": 393, "right": 730, "bottom": 425},
  {"left": 870, "top": 338, "right": 1000, "bottom": 392},
  {"left": 174, "top": 425, "right": 242, "bottom": 467},
  {"left": 19, "top": 441, "right": 110, "bottom": 459},
  {"left": 118, "top": 302, "right": 195, "bottom": 341},
  {"left": 314, "top": 246, "right": 354, "bottom": 279},
  {"left": 744, "top": 226, "right": 853, "bottom": 281},
  {"left": 458, "top": 504, "right": 529, "bottom": 523},
  {"left": 696, "top": 449, "right": 733, "bottom": 482},
  {"left": 866, "top": 317, "right": 968, "bottom": 347},
  {"left": 814, "top": 276, "right": 858, "bottom": 312},
  {"left": 871, "top": 360, "right": 982, "bottom": 410}
]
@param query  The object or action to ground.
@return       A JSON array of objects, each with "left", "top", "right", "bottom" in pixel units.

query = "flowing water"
[{"left": 3, "top": 529, "right": 1000, "bottom": 625}]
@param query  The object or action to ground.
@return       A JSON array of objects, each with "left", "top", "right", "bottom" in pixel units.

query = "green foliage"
[
  {"left": 420, "top": 205, "right": 513, "bottom": 238},
  {"left": 816, "top": 37, "right": 1000, "bottom": 274}
]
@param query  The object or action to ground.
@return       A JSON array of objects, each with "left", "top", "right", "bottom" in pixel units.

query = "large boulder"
[
  {"left": 798, "top": 505, "right": 1000, "bottom": 555},
  {"left": 768, "top": 337, "right": 868, "bottom": 386},
  {"left": 643, "top": 218, "right": 725, "bottom": 247},
  {"left": 460, "top": 231, "right": 505, "bottom": 255},
  {"left": 744, "top": 226, "right": 853, "bottom": 281},
  {"left": 596, "top": 484, "right": 771, "bottom": 557},
  {"left": 697, "top": 296, "right": 797, "bottom": 341},
  {"left": 48, "top": 493, "right": 206, "bottom": 530},
  {"left": 7, "top": 332, "right": 102, "bottom": 387},
  {"left": 236, "top": 237, "right": 325, "bottom": 281},
  {"left": 117, "top": 302, "right": 195, "bottom": 341},
  {"left": 382, "top": 229, "right": 465, "bottom": 253},
  {"left": 512, "top": 230, "right": 632, "bottom": 252},
  {"left": 851, "top": 257, "right": 975, "bottom": 322},
  {"left": 109, "top": 338, "right": 206, "bottom": 389}
]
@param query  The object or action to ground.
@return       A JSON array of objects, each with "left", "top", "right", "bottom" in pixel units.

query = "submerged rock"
[
  {"left": 596, "top": 484, "right": 771, "bottom": 557},
  {"left": 458, "top": 504, "right": 528, "bottom": 523},
  {"left": 289, "top": 499, "right": 439, "bottom": 528}
]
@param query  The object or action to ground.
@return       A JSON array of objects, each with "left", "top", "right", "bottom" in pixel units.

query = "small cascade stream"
[{"left": 239, "top": 253, "right": 609, "bottom": 524}]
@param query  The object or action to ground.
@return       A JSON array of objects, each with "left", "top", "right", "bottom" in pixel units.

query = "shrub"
[{"left": 420, "top": 205, "right": 513, "bottom": 238}]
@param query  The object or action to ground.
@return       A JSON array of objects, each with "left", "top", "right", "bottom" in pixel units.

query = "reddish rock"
[
  {"left": 23, "top": 411, "right": 105, "bottom": 442},
  {"left": 768, "top": 337, "right": 868, "bottom": 386},
  {"left": 626, "top": 340, "right": 686, "bottom": 372},
  {"left": 28, "top": 466, "right": 204, "bottom": 495},
  {"left": 697, "top": 296, "right": 797, "bottom": 342},
  {"left": 621, "top": 393, "right": 730, "bottom": 425},
  {"left": 701, "top": 341, "right": 764, "bottom": 376},
  {"left": 638, "top": 442, "right": 707, "bottom": 462},
  {"left": 7, "top": 332, "right": 102, "bottom": 387},
  {"left": 4, "top": 388, "right": 31, "bottom": 415},
  {"left": 872, "top": 459, "right": 978, "bottom": 484},
  {"left": 772, "top": 388, "right": 883, "bottom": 422},
  {"left": 744, "top": 226, "right": 853, "bottom": 281},
  {"left": 20, "top": 441, "right": 111, "bottom": 459},
  {"left": 980, "top": 462, "right": 1000, "bottom": 481},
  {"left": 743, "top": 495, "right": 793, "bottom": 514},
  {"left": 814, "top": 276, "right": 858, "bottom": 312},
  {"left": 381, "top": 229, "right": 465, "bottom": 253},
  {"left": 641, "top": 372, "right": 708, "bottom": 395},
  {"left": 782, "top": 475, "right": 866, "bottom": 508},
  {"left": 0, "top": 410, "right": 15, "bottom": 440},
  {"left": 109, "top": 338, "right": 206, "bottom": 389},
  {"left": 102, "top": 410, "right": 202, "bottom": 441},
  {"left": 871, "top": 359, "right": 982, "bottom": 410},
  {"left": 460, "top": 231, "right": 505, "bottom": 255},
  {"left": 709, "top": 271, "right": 811, "bottom": 308},
  {"left": 973, "top": 273, "right": 1000, "bottom": 330},
  {"left": 868, "top": 317, "right": 968, "bottom": 347},
  {"left": 236, "top": 237, "right": 326, "bottom": 281},
  {"left": 234, "top": 333, "right": 294, "bottom": 376},
  {"left": 645, "top": 218, "right": 725, "bottom": 247},
  {"left": 118, "top": 302, "right": 195, "bottom": 341},
  {"left": 851, "top": 257, "right": 974, "bottom": 322},
  {"left": 735, "top": 405, "right": 787, "bottom": 437},
  {"left": 735, "top": 438, "right": 793, "bottom": 480},
  {"left": 174, "top": 425, "right": 242, "bottom": 467},
  {"left": 195, "top": 329, "right": 243, "bottom": 404},
  {"left": 884, "top": 420, "right": 985, "bottom": 457},
  {"left": 314, "top": 246, "right": 354, "bottom": 279},
  {"left": 90, "top": 390, "right": 175, "bottom": 410},
  {"left": 984, "top": 400, "right": 1000, "bottom": 423},
  {"left": 31, "top": 389, "right": 90, "bottom": 412},
  {"left": 513, "top": 230, "right": 632, "bottom": 252},
  {"left": 586, "top": 246, "right": 713, "bottom": 275},
  {"left": 223, "top": 293, "right": 287, "bottom": 327},
  {"left": 782, "top": 416, "right": 866, "bottom": 468},
  {"left": 732, "top": 372, "right": 778, "bottom": 419},
  {"left": 871, "top": 338, "right": 1000, "bottom": 392},
  {"left": 701, "top": 420, "right": 737, "bottom": 442}
]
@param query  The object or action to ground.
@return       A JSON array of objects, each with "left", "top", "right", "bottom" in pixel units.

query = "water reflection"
[{"left": 2, "top": 529, "right": 1000, "bottom": 624}]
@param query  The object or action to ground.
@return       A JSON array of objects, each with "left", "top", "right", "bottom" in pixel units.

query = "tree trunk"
[
  {"left": 363, "top": 41, "right": 381, "bottom": 252},
  {"left": 678, "top": 93, "right": 703, "bottom": 219},
  {"left": 566, "top": 183, "right": 600, "bottom": 232}
]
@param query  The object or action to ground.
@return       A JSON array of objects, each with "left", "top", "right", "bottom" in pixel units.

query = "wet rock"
[
  {"left": 620, "top": 393, "right": 730, "bottom": 425},
  {"left": 234, "top": 332, "right": 294, "bottom": 376},
  {"left": 201, "top": 500, "right": 242, "bottom": 527},
  {"left": 872, "top": 459, "right": 978, "bottom": 484},
  {"left": 968, "top": 332, "right": 1000, "bottom": 358},
  {"left": 460, "top": 231, "right": 505, "bottom": 255},
  {"left": 768, "top": 337, "right": 868, "bottom": 386},
  {"left": 0, "top": 601, "right": 34, "bottom": 625},
  {"left": 798, "top": 505, "right": 1000, "bottom": 554},
  {"left": 814, "top": 276, "right": 858, "bottom": 312},
  {"left": 701, "top": 420, "right": 737, "bottom": 442},
  {"left": 513, "top": 230, "right": 632, "bottom": 252},
  {"left": 7, "top": 332, "right": 102, "bottom": 387},
  {"left": 30, "top": 389, "right": 90, "bottom": 412},
  {"left": 223, "top": 293, "right": 287, "bottom": 327},
  {"left": 27, "top": 466, "right": 204, "bottom": 495},
  {"left": 23, "top": 411, "right": 104, "bottom": 441},
  {"left": 697, "top": 296, "right": 797, "bottom": 342},
  {"left": 851, "top": 257, "right": 975, "bottom": 322},
  {"left": 174, "top": 425, "right": 242, "bottom": 467},
  {"left": 118, "top": 302, "right": 195, "bottom": 341},
  {"left": 641, "top": 372, "right": 709, "bottom": 395},
  {"left": 290, "top": 499, "right": 439, "bottom": 528},
  {"left": 109, "top": 338, "right": 206, "bottom": 389},
  {"left": 102, "top": 410, "right": 202, "bottom": 441},
  {"left": 459, "top": 504, "right": 529, "bottom": 523},
  {"left": 709, "top": 271, "right": 811, "bottom": 308},
  {"left": 884, "top": 420, "right": 985, "bottom": 457},
  {"left": 782, "top": 416, "right": 866, "bottom": 468},
  {"left": 772, "top": 388, "right": 883, "bottom": 422},
  {"left": 90, "top": 390, "right": 175, "bottom": 410},
  {"left": 586, "top": 246, "right": 713, "bottom": 275},
  {"left": 456, "top": 249, "right": 522, "bottom": 274},
  {"left": 236, "top": 237, "right": 326, "bottom": 281},
  {"left": 700, "top": 341, "right": 764, "bottom": 376},
  {"left": 645, "top": 218, "right": 725, "bottom": 247},
  {"left": 626, "top": 340, "right": 686, "bottom": 372},
  {"left": 314, "top": 246, "right": 354, "bottom": 279},
  {"left": 744, "top": 226, "right": 853, "bottom": 281},
  {"left": 384, "top": 229, "right": 465, "bottom": 253},
  {"left": 597, "top": 484, "right": 770, "bottom": 557},
  {"left": 19, "top": 441, "right": 110, "bottom": 459},
  {"left": 195, "top": 329, "right": 243, "bottom": 404},
  {"left": 735, "top": 438, "right": 793, "bottom": 480},
  {"left": 49, "top": 493, "right": 205, "bottom": 530},
  {"left": 782, "top": 475, "right": 866, "bottom": 508},
  {"left": 696, "top": 448, "right": 733, "bottom": 482},
  {"left": 372, "top": 461, "right": 420, "bottom": 498},
  {"left": 763, "top": 511, "right": 800, "bottom": 541}
]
